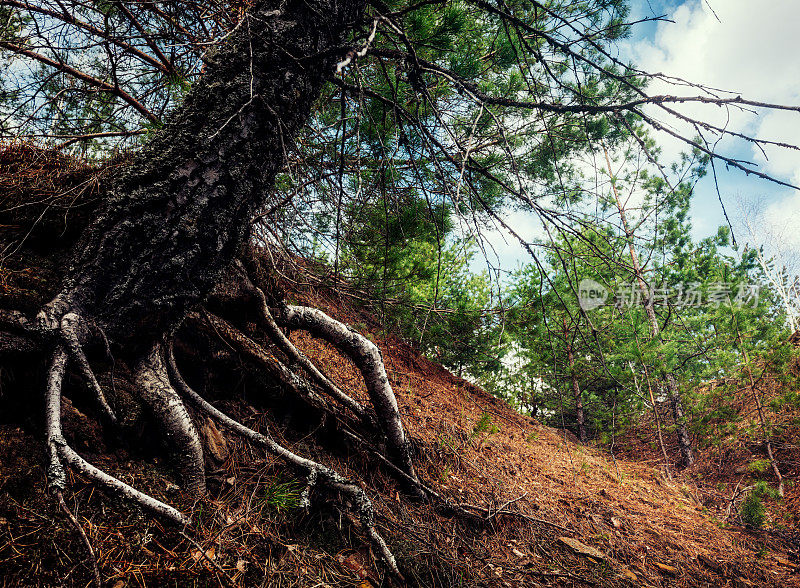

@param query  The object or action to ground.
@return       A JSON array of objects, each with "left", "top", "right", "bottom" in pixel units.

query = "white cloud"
[
  {"left": 477, "top": 1, "right": 800, "bottom": 277},
  {"left": 630, "top": 1, "right": 800, "bottom": 168},
  {"left": 628, "top": 0, "right": 800, "bottom": 255}
]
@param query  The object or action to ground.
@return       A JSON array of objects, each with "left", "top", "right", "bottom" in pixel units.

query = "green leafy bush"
[
  {"left": 740, "top": 492, "right": 766, "bottom": 528},
  {"left": 740, "top": 481, "right": 780, "bottom": 528}
]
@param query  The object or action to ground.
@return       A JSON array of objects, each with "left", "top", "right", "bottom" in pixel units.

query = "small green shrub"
[
  {"left": 754, "top": 480, "right": 781, "bottom": 500},
  {"left": 748, "top": 459, "right": 770, "bottom": 474},
  {"left": 740, "top": 493, "right": 765, "bottom": 528},
  {"left": 471, "top": 412, "right": 498, "bottom": 438},
  {"left": 263, "top": 478, "right": 301, "bottom": 511},
  {"left": 740, "top": 481, "right": 779, "bottom": 528}
]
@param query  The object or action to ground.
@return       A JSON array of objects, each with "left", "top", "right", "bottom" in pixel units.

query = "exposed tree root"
[
  {"left": 275, "top": 304, "right": 421, "bottom": 493},
  {"left": 3, "top": 289, "right": 551, "bottom": 584},
  {"left": 204, "top": 299, "right": 425, "bottom": 498},
  {"left": 133, "top": 343, "right": 206, "bottom": 494},
  {"left": 44, "top": 345, "right": 189, "bottom": 527},
  {"left": 255, "top": 289, "right": 370, "bottom": 424},
  {"left": 3, "top": 257, "right": 433, "bottom": 582},
  {"left": 197, "top": 311, "right": 333, "bottom": 415},
  {"left": 60, "top": 312, "right": 117, "bottom": 424},
  {"left": 166, "top": 345, "right": 404, "bottom": 580}
]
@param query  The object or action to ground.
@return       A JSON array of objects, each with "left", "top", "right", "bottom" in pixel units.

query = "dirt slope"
[{"left": 0, "top": 275, "right": 798, "bottom": 586}]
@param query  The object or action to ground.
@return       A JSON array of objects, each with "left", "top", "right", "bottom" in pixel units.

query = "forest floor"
[
  {"left": 0, "top": 275, "right": 798, "bottom": 587},
  {"left": 615, "top": 376, "right": 800, "bottom": 562}
]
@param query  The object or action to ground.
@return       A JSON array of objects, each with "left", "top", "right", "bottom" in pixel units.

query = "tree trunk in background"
[
  {"left": 566, "top": 337, "right": 586, "bottom": 443},
  {"left": 733, "top": 321, "right": 784, "bottom": 497},
  {"left": 604, "top": 149, "right": 694, "bottom": 467},
  {"left": 665, "top": 372, "right": 694, "bottom": 467}
]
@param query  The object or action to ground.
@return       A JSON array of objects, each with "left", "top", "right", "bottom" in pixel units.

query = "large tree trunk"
[
  {"left": 26, "top": 0, "right": 370, "bottom": 496},
  {"left": 1, "top": 2, "right": 425, "bottom": 576},
  {"left": 41, "top": 0, "right": 365, "bottom": 354}
]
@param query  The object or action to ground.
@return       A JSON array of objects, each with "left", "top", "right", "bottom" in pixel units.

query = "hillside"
[
  {"left": 5, "top": 0, "right": 800, "bottom": 584},
  {"left": 616, "top": 372, "right": 800, "bottom": 546},
  {"left": 1, "top": 267, "right": 798, "bottom": 587}
]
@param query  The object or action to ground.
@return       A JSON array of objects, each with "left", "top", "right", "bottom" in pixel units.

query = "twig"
[
  {"left": 56, "top": 490, "right": 102, "bottom": 588},
  {"left": 179, "top": 530, "right": 237, "bottom": 588}
]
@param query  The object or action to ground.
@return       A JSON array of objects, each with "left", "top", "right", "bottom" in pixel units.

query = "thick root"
[
  {"left": 45, "top": 345, "right": 189, "bottom": 526},
  {"left": 133, "top": 343, "right": 206, "bottom": 494},
  {"left": 212, "top": 262, "right": 368, "bottom": 421},
  {"left": 276, "top": 305, "right": 421, "bottom": 491},
  {"left": 198, "top": 311, "right": 332, "bottom": 414},
  {"left": 166, "top": 345, "right": 404, "bottom": 580},
  {"left": 0, "top": 309, "right": 43, "bottom": 354},
  {"left": 255, "top": 291, "right": 370, "bottom": 424},
  {"left": 60, "top": 313, "right": 117, "bottom": 424}
]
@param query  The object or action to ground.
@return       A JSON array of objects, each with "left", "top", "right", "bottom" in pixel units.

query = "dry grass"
[{"left": 2, "top": 277, "right": 798, "bottom": 586}]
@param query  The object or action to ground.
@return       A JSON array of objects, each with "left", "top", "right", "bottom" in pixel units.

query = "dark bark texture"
[
  {"left": 45, "top": 0, "right": 364, "bottom": 353},
  {"left": 0, "top": 0, "right": 425, "bottom": 573}
]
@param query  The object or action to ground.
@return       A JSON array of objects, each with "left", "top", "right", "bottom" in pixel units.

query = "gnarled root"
[
  {"left": 132, "top": 343, "right": 206, "bottom": 494},
  {"left": 197, "top": 311, "right": 333, "bottom": 415},
  {"left": 60, "top": 312, "right": 117, "bottom": 424},
  {"left": 215, "top": 262, "right": 369, "bottom": 422},
  {"left": 275, "top": 305, "right": 421, "bottom": 494},
  {"left": 11, "top": 278, "right": 420, "bottom": 580},
  {"left": 45, "top": 345, "right": 189, "bottom": 526},
  {"left": 166, "top": 345, "right": 403, "bottom": 580},
  {"left": 254, "top": 290, "right": 371, "bottom": 424}
]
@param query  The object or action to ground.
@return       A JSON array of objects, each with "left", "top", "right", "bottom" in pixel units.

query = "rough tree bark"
[
  {"left": 0, "top": 0, "right": 422, "bottom": 576},
  {"left": 39, "top": 0, "right": 364, "bottom": 349},
  {"left": 28, "top": 0, "right": 373, "bottom": 489}
]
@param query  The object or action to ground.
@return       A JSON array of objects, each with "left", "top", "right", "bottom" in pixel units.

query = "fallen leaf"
[
  {"left": 654, "top": 562, "right": 678, "bottom": 576},
  {"left": 191, "top": 546, "right": 216, "bottom": 564},
  {"left": 559, "top": 537, "right": 606, "bottom": 561}
]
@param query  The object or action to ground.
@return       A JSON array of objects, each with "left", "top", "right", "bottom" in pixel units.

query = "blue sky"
[
  {"left": 625, "top": 0, "right": 800, "bottom": 248},
  {"left": 476, "top": 0, "right": 800, "bottom": 278}
]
